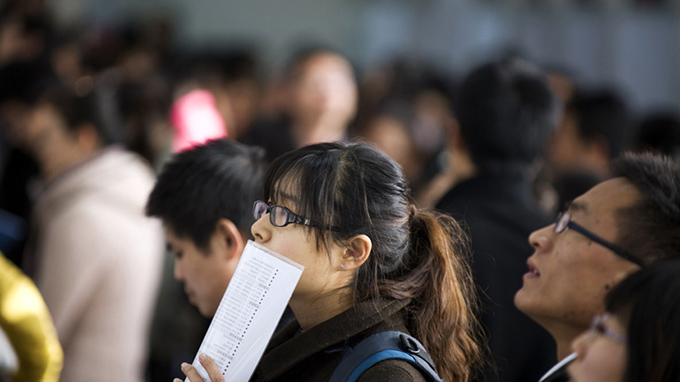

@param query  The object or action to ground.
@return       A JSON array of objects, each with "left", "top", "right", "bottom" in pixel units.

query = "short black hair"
[
  {"left": 567, "top": 88, "right": 631, "bottom": 159},
  {"left": 454, "top": 58, "right": 559, "bottom": 173},
  {"left": 634, "top": 111, "right": 680, "bottom": 157},
  {"left": 606, "top": 260, "right": 680, "bottom": 382},
  {"left": 39, "top": 85, "right": 119, "bottom": 145},
  {"left": 611, "top": 152, "right": 680, "bottom": 264},
  {"left": 146, "top": 139, "right": 268, "bottom": 250}
]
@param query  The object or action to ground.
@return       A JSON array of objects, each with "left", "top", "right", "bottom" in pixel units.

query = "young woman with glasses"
[
  {"left": 178, "top": 141, "right": 483, "bottom": 382},
  {"left": 567, "top": 260, "right": 680, "bottom": 382}
]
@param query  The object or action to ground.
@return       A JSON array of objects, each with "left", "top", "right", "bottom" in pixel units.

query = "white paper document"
[{"left": 186, "top": 240, "right": 304, "bottom": 382}]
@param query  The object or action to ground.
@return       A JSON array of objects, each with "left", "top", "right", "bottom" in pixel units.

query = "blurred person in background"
[
  {"left": 247, "top": 46, "right": 357, "bottom": 162},
  {"left": 163, "top": 47, "right": 264, "bottom": 157},
  {"left": 144, "top": 139, "right": 276, "bottom": 382},
  {"left": 92, "top": 15, "right": 178, "bottom": 168},
  {"left": 355, "top": 58, "right": 455, "bottom": 201},
  {"left": 21, "top": 85, "right": 164, "bottom": 382},
  {"left": 358, "top": 100, "right": 426, "bottom": 187},
  {"left": 547, "top": 88, "right": 632, "bottom": 209},
  {"left": 434, "top": 57, "right": 560, "bottom": 382},
  {"left": 633, "top": 110, "right": 680, "bottom": 159},
  {"left": 176, "top": 48, "right": 263, "bottom": 143},
  {"left": 0, "top": 0, "right": 54, "bottom": 268},
  {"left": 0, "top": 252, "right": 62, "bottom": 382},
  {"left": 568, "top": 260, "right": 680, "bottom": 382}
]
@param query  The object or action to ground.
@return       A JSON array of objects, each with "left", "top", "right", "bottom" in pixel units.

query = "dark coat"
[
  {"left": 436, "top": 173, "right": 556, "bottom": 382},
  {"left": 253, "top": 298, "right": 427, "bottom": 382}
]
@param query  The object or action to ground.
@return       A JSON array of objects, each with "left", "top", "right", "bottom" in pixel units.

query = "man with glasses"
[{"left": 515, "top": 152, "right": 680, "bottom": 382}]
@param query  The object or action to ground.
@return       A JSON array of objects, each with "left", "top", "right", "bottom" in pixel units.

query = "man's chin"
[
  {"left": 187, "top": 295, "right": 209, "bottom": 316},
  {"left": 194, "top": 302, "right": 218, "bottom": 318},
  {"left": 513, "top": 287, "right": 533, "bottom": 314},
  {"left": 194, "top": 305, "right": 208, "bottom": 317}
]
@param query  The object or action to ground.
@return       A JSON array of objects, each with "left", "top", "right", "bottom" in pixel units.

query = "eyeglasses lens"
[
  {"left": 593, "top": 322, "right": 607, "bottom": 336},
  {"left": 253, "top": 201, "right": 268, "bottom": 220},
  {"left": 271, "top": 206, "right": 289, "bottom": 227},
  {"left": 589, "top": 314, "right": 625, "bottom": 343},
  {"left": 554, "top": 212, "right": 568, "bottom": 233}
]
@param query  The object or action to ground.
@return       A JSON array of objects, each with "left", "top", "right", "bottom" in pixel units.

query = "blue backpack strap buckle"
[{"left": 329, "top": 331, "right": 443, "bottom": 382}]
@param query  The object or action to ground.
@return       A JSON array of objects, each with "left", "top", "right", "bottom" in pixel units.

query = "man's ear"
[
  {"left": 214, "top": 219, "right": 246, "bottom": 261},
  {"left": 341, "top": 234, "right": 372, "bottom": 270}
]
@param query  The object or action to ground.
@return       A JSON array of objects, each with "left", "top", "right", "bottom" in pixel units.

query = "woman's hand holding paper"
[{"left": 173, "top": 354, "right": 225, "bottom": 382}]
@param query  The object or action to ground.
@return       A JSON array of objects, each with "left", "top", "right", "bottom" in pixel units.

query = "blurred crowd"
[{"left": 1, "top": 1, "right": 680, "bottom": 382}]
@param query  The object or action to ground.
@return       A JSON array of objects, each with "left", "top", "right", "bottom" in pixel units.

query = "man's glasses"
[
  {"left": 587, "top": 313, "right": 626, "bottom": 344},
  {"left": 554, "top": 210, "right": 645, "bottom": 268}
]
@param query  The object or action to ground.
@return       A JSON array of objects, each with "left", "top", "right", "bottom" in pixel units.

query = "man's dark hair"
[
  {"left": 146, "top": 139, "right": 268, "bottom": 250},
  {"left": 612, "top": 152, "right": 680, "bottom": 264},
  {"left": 39, "top": 86, "right": 119, "bottom": 145},
  {"left": 454, "top": 57, "right": 559, "bottom": 173},
  {"left": 567, "top": 88, "right": 631, "bottom": 159},
  {"left": 634, "top": 111, "right": 680, "bottom": 157}
]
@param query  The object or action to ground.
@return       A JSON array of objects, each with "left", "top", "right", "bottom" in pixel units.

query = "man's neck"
[
  {"left": 548, "top": 324, "right": 586, "bottom": 361},
  {"left": 415, "top": 149, "right": 477, "bottom": 209},
  {"left": 42, "top": 147, "right": 102, "bottom": 183}
]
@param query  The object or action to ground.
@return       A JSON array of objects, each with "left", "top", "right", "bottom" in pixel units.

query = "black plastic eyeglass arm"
[{"left": 567, "top": 222, "right": 645, "bottom": 268}]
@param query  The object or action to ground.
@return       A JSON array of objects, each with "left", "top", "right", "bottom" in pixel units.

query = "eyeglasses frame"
[
  {"left": 253, "top": 200, "right": 318, "bottom": 228},
  {"left": 588, "top": 313, "right": 626, "bottom": 344},
  {"left": 554, "top": 210, "right": 645, "bottom": 268}
]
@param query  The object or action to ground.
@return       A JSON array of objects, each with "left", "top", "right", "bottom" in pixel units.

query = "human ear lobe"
[
  {"left": 341, "top": 234, "right": 372, "bottom": 270},
  {"left": 215, "top": 219, "right": 246, "bottom": 260}
]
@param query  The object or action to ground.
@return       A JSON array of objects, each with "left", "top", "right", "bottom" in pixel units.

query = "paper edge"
[{"left": 246, "top": 240, "right": 304, "bottom": 271}]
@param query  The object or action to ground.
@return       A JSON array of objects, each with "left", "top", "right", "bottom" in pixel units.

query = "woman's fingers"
[
  {"left": 199, "top": 353, "right": 225, "bottom": 382},
  {"left": 177, "top": 354, "right": 225, "bottom": 382},
  {"left": 181, "top": 362, "right": 204, "bottom": 382}
]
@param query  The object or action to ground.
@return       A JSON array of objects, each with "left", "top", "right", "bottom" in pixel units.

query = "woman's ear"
[{"left": 341, "top": 234, "right": 372, "bottom": 270}]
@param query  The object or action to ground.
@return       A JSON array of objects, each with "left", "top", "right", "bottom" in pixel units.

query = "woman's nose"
[
  {"left": 571, "top": 331, "right": 590, "bottom": 360},
  {"left": 251, "top": 214, "right": 271, "bottom": 243}
]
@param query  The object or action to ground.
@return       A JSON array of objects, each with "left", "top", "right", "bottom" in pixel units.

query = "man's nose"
[
  {"left": 528, "top": 224, "right": 554, "bottom": 253},
  {"left": 173, "top": 259, "right": 183, "bottom": 281}
]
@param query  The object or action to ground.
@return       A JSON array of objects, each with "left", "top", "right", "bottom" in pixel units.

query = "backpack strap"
[{"left": 329, "top": 331, "right": 443, "bottom": 382}]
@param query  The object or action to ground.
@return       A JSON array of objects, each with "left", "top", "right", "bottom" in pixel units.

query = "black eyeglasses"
[
  {"left": 253, "top": 200, "right": 317, "bottom": 228},
  {"left": 554, "top": 210, "right": 645, "bottom": 268}
]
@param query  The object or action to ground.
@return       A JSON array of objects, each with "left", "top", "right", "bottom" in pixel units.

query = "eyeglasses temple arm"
[{"left": 568, "top": 224, "right": 645, "bottom": 267}]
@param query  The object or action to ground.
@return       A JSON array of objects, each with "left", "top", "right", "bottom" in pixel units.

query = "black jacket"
[
  {"left": 253, "top": 298, "right": 427, "bottom": 382},
  {"left": 436, "top": 173, "right": 556, "bottom": 382}
]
